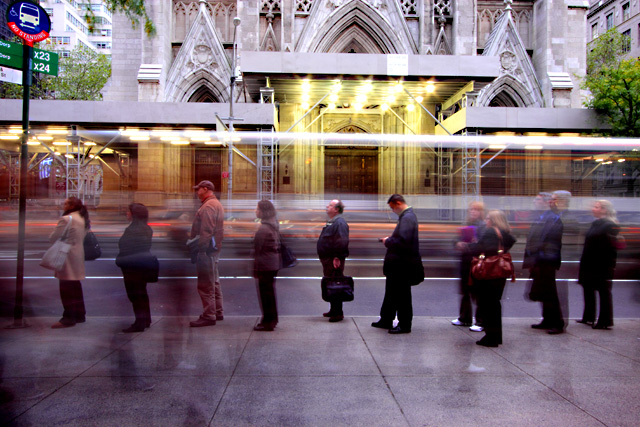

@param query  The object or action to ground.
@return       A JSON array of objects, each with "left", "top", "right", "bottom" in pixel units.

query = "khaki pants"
[{"left": 196, "top": 251, "right": 223, "bottom": 320}]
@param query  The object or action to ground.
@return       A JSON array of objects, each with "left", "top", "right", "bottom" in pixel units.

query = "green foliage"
[
  {"left": 583, "top": 29, "right": 640, "bottom": 137},
  {"left": 85, "top": 0, "right": 156, "bottom": 36},
  {"left": 51, "top": 46, "right": 112, "bottom": 100}
]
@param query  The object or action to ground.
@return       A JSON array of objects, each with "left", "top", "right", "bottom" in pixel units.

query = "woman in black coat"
[
  {"left": 117, "top": 203, "right": 153, "bottom": 333},
  {"left": 253, "top": 200, "right": 281, "bottom": 331},
  {"left": 578, "top": 200, "right": 619, "bottom": 329},
  {"left": 463, "top": 210, "right": 516, "bottom": 347}
]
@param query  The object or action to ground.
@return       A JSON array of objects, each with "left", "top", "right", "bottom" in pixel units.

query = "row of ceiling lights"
[
  {"left": 299, "top": 79, "right": 436, "bottom": 111},
  {"left": 120, "top": 128, "right": 236, "bottom": 145}
]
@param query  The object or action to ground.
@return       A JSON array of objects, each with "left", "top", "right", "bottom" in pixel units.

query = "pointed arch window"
[
  {"left": 489, "top": 91, "right": 518, "bottom": 107},
  {"left": 189, "top": 86, "right": 220, "bottom": 103}
]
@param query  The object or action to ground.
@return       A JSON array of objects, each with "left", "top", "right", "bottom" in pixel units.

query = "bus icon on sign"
[{"left": 19, "top": 3, "right": 40, "bottom": 29}]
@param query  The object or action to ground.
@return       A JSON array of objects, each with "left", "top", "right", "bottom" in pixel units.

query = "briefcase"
[{"left": 321, "top": 275, "right": 354, "bottom": 302}]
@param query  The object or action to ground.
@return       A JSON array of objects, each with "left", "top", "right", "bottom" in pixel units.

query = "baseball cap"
[{"left": 193, "top": 180, "right": 215, "bottom": 191}]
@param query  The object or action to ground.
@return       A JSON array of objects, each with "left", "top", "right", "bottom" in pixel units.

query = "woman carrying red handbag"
[{"left": 458, "top": 210, "right": 516, "bottom": 347}]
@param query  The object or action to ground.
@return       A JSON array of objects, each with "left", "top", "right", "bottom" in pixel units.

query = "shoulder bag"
[
  {"left": 84, "top": 229, "right": 102, "bottom": 261},
  {"left": 470, "top": 228, "right": 516, "bottom": 282},
  {"left": 321, "top": 271, "right": 354, "bottom": 302},
  {"left": 40, "top": 216, "right": 73, "bottom": 272}
]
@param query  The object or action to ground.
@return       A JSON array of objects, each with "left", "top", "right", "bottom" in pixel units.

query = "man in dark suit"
[
  {"left": 317, "top": 199, "right": 349, "bottom": 322},
  {"left": 524, "top": 190, "right": 570, "bottom": 334},
  {"left": 372, "top": 194, "right": 424, "bottom": 334}
]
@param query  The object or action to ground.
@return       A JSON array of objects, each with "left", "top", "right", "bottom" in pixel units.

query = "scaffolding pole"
[{"left": 258, "top": 128, "right": 275, "bottom": 201}]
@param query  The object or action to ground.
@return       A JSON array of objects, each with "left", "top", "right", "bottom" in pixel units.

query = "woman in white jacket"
[{"left": 50, "top": 197, "right": 89, "bottom": 329}]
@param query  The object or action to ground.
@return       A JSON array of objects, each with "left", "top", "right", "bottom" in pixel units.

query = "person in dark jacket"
[
  {"left": 453, "top": 201, "right": 486, "bottom": 331},
  {"left": 253, "top": 200, "right": 281, "bottom": 331},
  {"left": 523, "top": 190, "right": 569, "bottom": 335},
  {"left": 578, "top": 200, "right": 619, "bottom": 330},
  {"left": 372, "top": 194, "right": 424, "bottom": 334},
  {"left": 117, "top": 203, "right": 153, "bottom": 333},
  {"left": 317, "top": 199, "right": 349, "bottom": 322},
  {"left": 462, "top": 210, "right": 516, "bottom": 347}
]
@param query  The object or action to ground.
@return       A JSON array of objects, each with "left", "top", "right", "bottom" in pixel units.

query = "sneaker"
[
  {"left": 469, "top": 325, "right": 484, "bottom": 332},
  {"left": 451, "top": 319, "right": 471, "bottom": 327}
]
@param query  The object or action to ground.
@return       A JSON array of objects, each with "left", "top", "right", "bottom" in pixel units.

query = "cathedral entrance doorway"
[
  {"left": 324, "top": 124, "right": 378, "bottom": 198},
  {"left": 194, "top": 148, "right": 222, "bottom": 198},
  {"left": 324, "top": 147, "right": 378, "bottom": 198}
]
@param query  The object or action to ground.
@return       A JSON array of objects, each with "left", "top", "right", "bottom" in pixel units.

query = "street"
[{"left": 1, "top": 236, "right": 639, "bottom": 321}]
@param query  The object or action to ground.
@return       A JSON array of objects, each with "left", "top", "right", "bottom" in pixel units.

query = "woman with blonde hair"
[
  {"left": 453, "top": 201, "right": 486, "bottom": 331},
  {"left": 577, "top": 200, "right": 619, "bottom": 329},
  {"left": 461, "top": 210, "right": 516, "bottom": 347}
]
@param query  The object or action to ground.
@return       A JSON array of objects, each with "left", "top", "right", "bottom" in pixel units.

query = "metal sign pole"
[
  {"left": 6, "top": 0, "right": 53, "bottom": 328},
  {"left": 9, "top": 42, "right": 32, "bottom": 328}
]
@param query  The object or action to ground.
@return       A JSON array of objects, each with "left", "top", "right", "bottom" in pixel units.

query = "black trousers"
[
  {"left": 59, "top": 280, "right": 86, "bottom": 325},
  {"left": 379, "top": 276, "right": 413, "bottom": 330},
  {"left": 581, "top": 281, "right": 613, "bottom": 327},
  {"left": 256, "top": 270, "right": 278, "bottom": 326},
  {"left": 476, "top": 279, "right": 506, "bottom": 344},
  {"left": 531, "top": 265, "right": 564, "bottom": 329},
  {"left": 321, "top": 257, "right": 345, "bottom": 316},
  {"left": 123, "top": 272, "right": 151, "bottom": 326}
]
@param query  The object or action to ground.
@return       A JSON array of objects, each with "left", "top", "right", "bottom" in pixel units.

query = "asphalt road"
[{"left": 1, "top": 237, "right": 639, "bottom": 321}]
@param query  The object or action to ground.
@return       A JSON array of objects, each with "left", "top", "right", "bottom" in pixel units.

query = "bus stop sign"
[{"left": 6, "top": 1, "right": 51, "bottom": 45}]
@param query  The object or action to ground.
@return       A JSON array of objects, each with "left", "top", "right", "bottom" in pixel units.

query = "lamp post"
[{"left": 227, "top": 16, "right": 241, "bottom": 216}]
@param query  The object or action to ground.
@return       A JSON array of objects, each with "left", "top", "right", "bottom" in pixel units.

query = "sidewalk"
[{"left": 1, "top": 316, "right": 639, "bottom": 426}]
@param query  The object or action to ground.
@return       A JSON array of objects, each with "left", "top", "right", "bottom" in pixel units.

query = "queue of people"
[{"left": 44, "top": 187, "right": 622, "bottom": 346}]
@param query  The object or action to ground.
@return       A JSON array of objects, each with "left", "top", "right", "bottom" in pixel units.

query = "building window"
[
  {"left": 606, "top": 13, "right": 614, "bottom": 30},
  {"left": 622, "top": 29, "right": 631, "bottom": 53},
  {"left": 51, "top": 36, "right": 71, "bottom": 45},
  {"left": 95, "top": 42, "right": 111, "bottom": 49},
  {"left": 592, "top": 22, "right": 599, "bottom": 40},
  {"left": 622, "top": 3, "right": 630, "bottom": 22}
]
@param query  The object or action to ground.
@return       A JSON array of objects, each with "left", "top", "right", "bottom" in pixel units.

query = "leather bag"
[
  {"left": 40, "top": 216, "right": 72, "bottom": 272},
  {"left": 321, "top": 273, "right": 354, "bottom": 302},
  {"left": 470, "top": 228, "right": 516, "bottom": 282},
  {"left": 83, "top": 230, "right": 102, "bottom": 261}
]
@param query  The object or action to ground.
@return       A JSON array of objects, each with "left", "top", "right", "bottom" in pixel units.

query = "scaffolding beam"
[{"left": 258, "top": 129, "right": 275, "bottom": 201}]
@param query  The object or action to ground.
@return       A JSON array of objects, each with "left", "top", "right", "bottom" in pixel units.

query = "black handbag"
[
  {"left": 116, "top": 252, "right": 159, "bottom": 283},
  {"left": 321, "top": 274, "right": 354, "bottom": 302},
  {"left": 84, "top": 230, "right": 101, "bottom": 261}
]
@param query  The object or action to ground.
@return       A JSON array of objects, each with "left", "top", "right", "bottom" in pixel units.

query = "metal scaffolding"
[
  {"left": 7, "top": 152, "right": 19, "bottom": 203},
  {"left": 65, "top": 130, "right": 82, "bottom": 200},
  {"left": 461, "top": 130, "right": 480, "bottom": 197},
  {"left": 437, "top": 143, "right": 453, "bottom": 220},
  {"left": 258, "top": 128, "right": 275, "bottom": 201}
]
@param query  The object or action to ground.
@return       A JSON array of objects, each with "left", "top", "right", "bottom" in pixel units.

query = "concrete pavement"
[{"left": 1, "top": 315, "right": 639, "bottom": 426}]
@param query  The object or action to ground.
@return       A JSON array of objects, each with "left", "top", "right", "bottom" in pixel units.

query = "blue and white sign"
[{"left": 6, "top": 1, "right": 51, "bottom": 45}]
